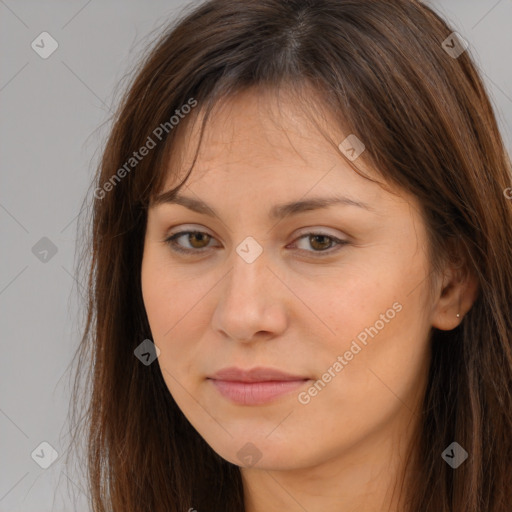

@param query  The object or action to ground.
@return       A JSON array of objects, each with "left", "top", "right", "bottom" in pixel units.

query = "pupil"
[
  {"left": 191, "top": 232, "right": 208, "bottom": 248},
  {"left": 311, "top": 235, "right": 330, "bottom": 250}
]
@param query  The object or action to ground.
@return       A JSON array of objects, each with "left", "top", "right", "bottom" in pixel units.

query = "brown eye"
[
  {"left": 164, "top": 229, "right": 348, "bottom": 258},
  {"left": 291, "top": 232, "right": 349, "bottom": 257},
  {"left": 187, "top": 232, "right": 211, "bottom": 248},
  {"left": 308, "top": 234, "right": 333, "bottom": 251},
  {"left": 164, "top": 230, "right": 217, "bottom": 254}
]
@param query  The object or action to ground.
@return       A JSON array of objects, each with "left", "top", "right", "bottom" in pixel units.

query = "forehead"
[
  {"left": 160, "top": 86, "right": 377, "bottom": 189},
  {"left": 148, "top": 87, "right": 423, "bottom": 235}
]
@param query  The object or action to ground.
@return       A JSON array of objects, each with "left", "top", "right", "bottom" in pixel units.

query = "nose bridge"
[
  {"left": 224, "top": 242, "right": 270, "bottom": 306},
  {"left": 211, "top": 240, "right": 287, "bottom": 341}
]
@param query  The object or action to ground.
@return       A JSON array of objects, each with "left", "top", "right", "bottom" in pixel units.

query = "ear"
[{"left": 431, "top": 257, "right": 479, "bottom": 331}]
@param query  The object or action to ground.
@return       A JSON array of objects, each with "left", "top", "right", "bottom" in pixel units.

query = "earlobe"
[{"left": 431, "top": 264, "right": 479, "bottom": 331}]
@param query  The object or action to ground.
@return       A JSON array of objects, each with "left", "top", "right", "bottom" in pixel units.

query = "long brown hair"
[{"left": 67, "top": 1, "right": 512, "bottom": 510}]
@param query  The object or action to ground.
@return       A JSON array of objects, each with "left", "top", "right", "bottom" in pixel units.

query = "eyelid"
[
  {"left": 164, "top": 224, "right": 346, "bottom": 240},
  {"left": 293, "top": 226, "right": 345, "bottom": 239}
]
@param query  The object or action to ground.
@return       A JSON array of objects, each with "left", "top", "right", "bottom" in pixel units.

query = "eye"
[
  {"left": 163, "top": 230, "right": 348, "bottom": 257},
  {"left": 289, "top": 232, "right": 348, "bottom": 256},
  {"left": 164, "top": 231, "right": 218, "bottom": 254}
]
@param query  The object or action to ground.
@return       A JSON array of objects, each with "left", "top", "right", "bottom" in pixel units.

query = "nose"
[{"left": 211, "top": 248, "right": 288, "bottom": 343}]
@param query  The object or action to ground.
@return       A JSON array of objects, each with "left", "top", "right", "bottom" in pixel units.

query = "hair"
[{"left": 67, "top": 0, "right": 512, "bottom": 511}]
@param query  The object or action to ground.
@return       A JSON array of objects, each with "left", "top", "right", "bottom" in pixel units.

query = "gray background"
[{"left": 1, "top": 1, "right": 511, "bottom": 511}]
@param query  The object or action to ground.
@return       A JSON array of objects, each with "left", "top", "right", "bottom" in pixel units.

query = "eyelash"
[{"left": 163, "top": 230, "right": 348, "bottom": 257}]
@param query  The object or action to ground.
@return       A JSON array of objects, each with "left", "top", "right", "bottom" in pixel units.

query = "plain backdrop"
[{"left": 1, "top": 1, "right": 511, "bottom": 511}]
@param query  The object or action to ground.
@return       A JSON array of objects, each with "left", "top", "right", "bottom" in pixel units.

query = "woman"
[{"left": 69, "top": 0, "right": 512, "bottom": 511}]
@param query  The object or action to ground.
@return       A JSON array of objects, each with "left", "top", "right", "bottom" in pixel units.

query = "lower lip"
[{"left": 209, "top": 379, "right": 309, "bottom": 405}]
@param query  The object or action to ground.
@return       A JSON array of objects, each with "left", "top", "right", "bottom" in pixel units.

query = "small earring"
[{"left": 456, "top": 313, "right": 460, "bottom": 318}]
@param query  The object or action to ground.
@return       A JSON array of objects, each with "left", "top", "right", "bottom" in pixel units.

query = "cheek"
[
  {"left": 301, "top": 259, "right": 431, "bottom": 404},
  {"left": 141, "top": 257, "right": 215, "bottom": 384},
  {"left": 300, "top": 266, "right": 398, "bottom": 349},
  {"left": 142, "top": 250, "right": 203, "bottom": 338},
  {"left": 292, "top": 304, "right": 429, "bottom": 461}
]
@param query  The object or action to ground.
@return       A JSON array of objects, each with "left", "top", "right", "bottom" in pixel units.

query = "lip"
[
  {"left": 210, "top": 366, "right": 309, "bottom": 382},
  {"left": 208, "top": 366, "right": 311, "bottom": 405}
]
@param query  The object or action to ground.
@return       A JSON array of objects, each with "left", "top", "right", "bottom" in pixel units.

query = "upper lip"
[{"left": 209, "top": 366, "right": 310, "bottom": 382}]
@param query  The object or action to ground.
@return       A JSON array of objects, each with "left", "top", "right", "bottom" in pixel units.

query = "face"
[{"left": 141, "top": 86, "right": 435, "bottom": 472}]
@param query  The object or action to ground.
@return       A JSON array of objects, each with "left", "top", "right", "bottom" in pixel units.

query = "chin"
[{"left": 200, "top": 430, "right": 315, "bottom": 470}]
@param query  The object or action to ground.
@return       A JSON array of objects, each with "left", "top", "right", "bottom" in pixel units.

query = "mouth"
[{"left": 207, "top": 366, "right": 312, "bottom": 405}]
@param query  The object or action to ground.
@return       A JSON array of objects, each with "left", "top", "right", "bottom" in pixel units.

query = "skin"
[{"left": 141, "top": 86, "right": 478, "bottom": 512}]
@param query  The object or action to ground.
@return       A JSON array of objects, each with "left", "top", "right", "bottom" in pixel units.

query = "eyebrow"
[{"left": 152, "top": 189, "right": 375, "bottom": 220}]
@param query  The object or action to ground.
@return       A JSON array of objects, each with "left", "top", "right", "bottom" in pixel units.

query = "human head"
[{"left": 71, "top": 1, "right": 512, "bottom": 511}]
